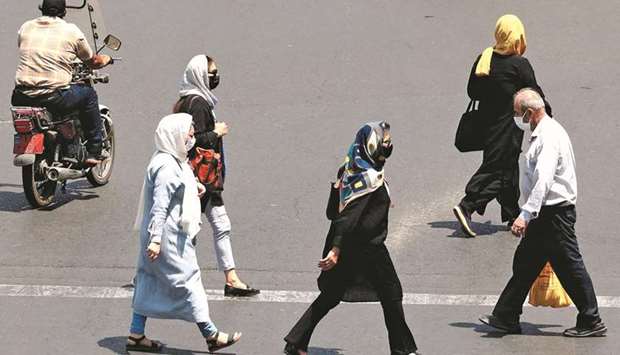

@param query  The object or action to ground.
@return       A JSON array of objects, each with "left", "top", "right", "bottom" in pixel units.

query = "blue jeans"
[
  {"left": 130, "top": 312, "right": 218, "bottom": 339},
  {"left": 12, "top": 85, "right": 103, "bottom": 153}
]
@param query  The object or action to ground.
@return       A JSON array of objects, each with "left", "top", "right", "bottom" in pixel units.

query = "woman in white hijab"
[
  {"left": 174, "top": 54, "right": 260, "bottom": 297},
  {"left": 127, "top": 113, "right": 241, "bottom": 353}
]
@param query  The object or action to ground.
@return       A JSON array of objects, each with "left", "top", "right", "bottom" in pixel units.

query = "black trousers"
[
  {"left": 284, "top": 252, "right": 417, "bottom": 355},
  {"left": 12, "top": 86, "right": 103, "bottom": 152},
  {"left": 493, "top": 205, "right": 601, "bottom": 328},
  {"left": 460, "top": 157, "right": 520, "bottom": 223}
]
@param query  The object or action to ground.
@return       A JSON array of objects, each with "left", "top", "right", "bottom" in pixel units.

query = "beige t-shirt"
[{"left": 15, "top": 16, "right": 93, "bottom": 96}]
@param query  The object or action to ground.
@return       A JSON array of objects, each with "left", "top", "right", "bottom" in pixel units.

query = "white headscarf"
[
  {"left": 134, "top": 113, "right": 202, "bottom": 238},
  {"left": 179, "top": 54, "right": 219, "bottom": 109}
]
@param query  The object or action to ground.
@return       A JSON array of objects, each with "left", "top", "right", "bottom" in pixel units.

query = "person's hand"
[
  {"left": 318, "top": 247, "right": 340, "bottom": 271},
  {"left": 214, "top": 122, "right": 229, "bottom": 137},
  {"left": 147, "top": 242, "right": 161, "bottom": 261},
  {"left": 102, "top": 54, "right": 113, "bottom": 66},
  {"left": 511, "top": 217, "right": 528, "bottom": 237},
  {"left": 197, "top": 182, "right": 206, "bottom": 198}
]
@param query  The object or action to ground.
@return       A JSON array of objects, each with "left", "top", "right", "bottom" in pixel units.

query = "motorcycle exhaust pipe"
[{"left": 46, "top": 167, "right": 86, "bottom": 182}]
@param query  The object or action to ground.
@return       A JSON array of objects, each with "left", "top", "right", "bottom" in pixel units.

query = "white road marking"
[{"left": 1, "top": 284, "right": 620, "bottom": 308}]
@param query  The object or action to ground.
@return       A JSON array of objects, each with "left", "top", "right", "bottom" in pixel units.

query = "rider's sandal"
[
  {"left": 125, "top": 335, "right": 163, "bottom": 353},
  {"left": 206, "top": 331, "right": 242, "bottom": 352}
]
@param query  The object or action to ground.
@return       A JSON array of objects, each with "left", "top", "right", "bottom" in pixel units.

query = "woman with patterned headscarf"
[
  {"left": 453, "top": 14, "right": 552, "bottom": 237},
  {"left": 284, "top": 122, "right": 420, "bottom": 355}
]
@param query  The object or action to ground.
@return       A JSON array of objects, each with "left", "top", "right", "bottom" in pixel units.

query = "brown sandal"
[
  {"left": 206, "top": 331, "right": 242, "bottom": 352},
  {"left": 126, "top": 335, "right": 163, "bottom": 353}
]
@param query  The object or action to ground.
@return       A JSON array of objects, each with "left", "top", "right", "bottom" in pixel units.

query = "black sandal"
[
  {"left": 206, "top": 331, "right": 242, "bottom": 352},
  {"left": 283, "top": 342, "right": 306, "bottom": 355},
  {"left": 126, "top": 335, "right": 163, "bottom": 353}
]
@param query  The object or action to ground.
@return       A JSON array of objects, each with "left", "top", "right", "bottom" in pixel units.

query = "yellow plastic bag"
[{"left": 528, "top": 262, "right": 572, "bottom": 308}]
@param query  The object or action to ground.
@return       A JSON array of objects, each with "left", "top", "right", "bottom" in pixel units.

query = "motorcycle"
[{"left": 11, "top": 34, "right": 122, "bottom": 208}]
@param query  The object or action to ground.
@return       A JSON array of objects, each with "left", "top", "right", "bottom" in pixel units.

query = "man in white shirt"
[{"left": 479, "top": 88, "right": 605, "bottom": 337}]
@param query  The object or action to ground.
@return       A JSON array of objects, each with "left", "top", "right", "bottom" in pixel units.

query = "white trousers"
[{"left": 204, "top": 201, "right": 235, "bottom": 271}]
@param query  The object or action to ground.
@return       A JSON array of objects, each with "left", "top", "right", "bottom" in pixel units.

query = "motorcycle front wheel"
[
  {"left": 22, "top": 156, "right": 57, "bottom": 208},
  {"left": 87, "top": 116, "right": 115, "bottom": 186}
]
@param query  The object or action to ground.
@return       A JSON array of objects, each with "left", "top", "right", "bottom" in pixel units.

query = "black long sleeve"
[
  {"left": 518, "top": 58, "right": 552, "bottom": 117},
  {"left": 187, "top": 100, "right": 220, "bottom": 149},
  {"left": 330, "top": 193, "right": 372, "bottom": 249},
  {"left": 467, "top": 55, "right": 484, "bottom": 100}
]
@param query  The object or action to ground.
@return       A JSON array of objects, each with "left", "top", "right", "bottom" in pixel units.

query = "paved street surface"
[{"left": 2, "top": 1, "right": 620, "bottom": 354}]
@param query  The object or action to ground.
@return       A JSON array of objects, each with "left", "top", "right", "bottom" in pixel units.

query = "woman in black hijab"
[{"left": 283, "top": 122, "right": 420, "bottom": 355}]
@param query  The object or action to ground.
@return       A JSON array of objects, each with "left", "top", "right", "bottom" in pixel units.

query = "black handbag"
[{"left": 454, "top": 100, "right": 485, "bottom": 152}]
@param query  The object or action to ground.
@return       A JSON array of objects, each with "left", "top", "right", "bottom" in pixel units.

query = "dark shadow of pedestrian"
[
  {"left": 428, "top": 220, "right": 507, "bottom": 238},
  {"left": 449, "top": 321, "right": 564, "bottom": 337},
  {"left": 307, "top": 347, "right": 344, "bottom": 354},
  {"left": 98, "top": 336, "right": 235, "bottom": 355}
]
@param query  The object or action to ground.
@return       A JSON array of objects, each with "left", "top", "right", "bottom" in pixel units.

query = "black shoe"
[
  {"left": 479, "top": 314, "right": 522, "bottom": 334},
  {"left": 283, "top": 342, "right": 304, "bottom": 355},
  {"left": 563, "top": 321, "right": 607, "bottom": 337},
  {"left": 224, "top": 284, "right": 260, "bottom": 297},
  {"left": 453, "top": 204, "right": 477, "bottom": 237},
  {"left": 85, "top": 150, "right": 110, "bottom": 166}
]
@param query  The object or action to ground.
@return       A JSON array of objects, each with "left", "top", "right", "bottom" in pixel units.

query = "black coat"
[
  {"left": 467, "top": 53, "right": 552, "bottom": 168},
  {"left": 318, "top": 184, "right": 403, "bottom": 302},
  {"left": 176, "top": 94, "right": 224, "bottom": 207}
]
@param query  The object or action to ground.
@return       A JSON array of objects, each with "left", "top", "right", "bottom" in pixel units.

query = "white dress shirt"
[{"left": 519, "top": 115, "right": 578, "bottom": 222}]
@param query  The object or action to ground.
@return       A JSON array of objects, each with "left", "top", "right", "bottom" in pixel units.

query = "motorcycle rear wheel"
[
  {"left": 86, "top": 118, "right": 115, "bottom": 186},
  {"left": 22, "top": 157, "right": 57, "bottom": 208}
]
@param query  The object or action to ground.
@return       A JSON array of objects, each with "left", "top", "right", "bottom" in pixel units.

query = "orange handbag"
[{"left": 189, "top": 147, "right": 223, "bottom": 192}]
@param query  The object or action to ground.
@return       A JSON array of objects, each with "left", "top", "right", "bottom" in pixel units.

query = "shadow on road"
[
  {"left": 0, "top": 180, "right": 99, "bottom": 213},
  {"left": 98, "top": 336, "right": 230, "bottom": 355},
  {"left": 98, "top": 336, "right": 344, "bottom": 354},
  {"left": 307, "top": 347, "right": 345, "bottom": 354},
  {"left": 428, "top": 220, "right": 507, "bottom": 238},
  {"left": 449, "top": 321, "right": 564, "bottom": 337}
]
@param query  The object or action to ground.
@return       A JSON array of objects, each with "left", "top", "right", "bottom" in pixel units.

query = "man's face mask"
[
  {"left": 513, "top": 110, "right": 530, "bottom": 131},
  {"left": 208, "top": 70, "right": 220, "bottom": 90}
]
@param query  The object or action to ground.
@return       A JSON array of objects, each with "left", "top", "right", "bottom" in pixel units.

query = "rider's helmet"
[{"left": 39, "top": 0, "right": 67, "bottom": 18}]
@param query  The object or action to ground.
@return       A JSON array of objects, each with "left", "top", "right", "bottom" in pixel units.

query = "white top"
[{"left": 519, "top": 115, "right": 578, "bottom": 222}]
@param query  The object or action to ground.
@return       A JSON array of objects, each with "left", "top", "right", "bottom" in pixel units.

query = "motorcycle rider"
[{"left": 11, "top": 0, "right": 113, "bottom": 165}]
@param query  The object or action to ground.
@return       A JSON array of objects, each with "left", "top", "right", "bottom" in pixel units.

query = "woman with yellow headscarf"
[{"left": 453, "top": 14, "right": 552, "bottom": 238}]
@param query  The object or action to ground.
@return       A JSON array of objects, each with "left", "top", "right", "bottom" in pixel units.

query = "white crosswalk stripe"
[{"left": 2, "top": 283, "right": 620, "bottom": 307}]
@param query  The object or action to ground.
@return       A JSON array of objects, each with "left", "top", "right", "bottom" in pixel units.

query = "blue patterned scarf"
[{"left": 338, "top": 121, "right": 391, "bottom": 212}]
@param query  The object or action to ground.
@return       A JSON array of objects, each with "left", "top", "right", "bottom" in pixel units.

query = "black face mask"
[
  {"left": 208, "top": 71, "right": 220, "bottom": 90},
  {"left": 381, "top": 143, "right": 393, "bottom": 159}
]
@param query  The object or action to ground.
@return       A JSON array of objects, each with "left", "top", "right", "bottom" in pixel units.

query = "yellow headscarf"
[{"left": 475, "top": 14, "right": 527, "bottom": 76}]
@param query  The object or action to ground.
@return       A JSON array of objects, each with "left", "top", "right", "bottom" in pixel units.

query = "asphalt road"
[{"left": 1, "top": 1, "right": 620, "bottom": 354}]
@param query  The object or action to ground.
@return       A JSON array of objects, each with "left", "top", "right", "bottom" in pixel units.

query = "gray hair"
[{"left": 514, "top": 88, "right": 545, "bottom": 112}]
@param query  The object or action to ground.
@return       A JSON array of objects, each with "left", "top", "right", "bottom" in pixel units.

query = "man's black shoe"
[
  {"left": 453, "top": 204, "right": 477, "bottom": 237},
  {"left": 479, "top": 314, "right": 522, "bottom": 334},
  {"left": 563, "top": 321, "right": 607, "bottom": 337}
]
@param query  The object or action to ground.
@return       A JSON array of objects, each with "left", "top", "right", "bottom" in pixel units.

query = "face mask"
[
  {"left": 208, "top": 72, "right": 220, "bottom": 90},
  {"left": 185, "top": 136, "right": 196, "bottom": 152},
  {"left": 381, "top": 142, "right": 393, "bottom": 159},
  {"left": 513, "top": 111, "right": 530, "bottom": 131}
]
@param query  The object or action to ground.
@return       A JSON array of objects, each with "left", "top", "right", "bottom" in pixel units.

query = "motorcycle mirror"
[
  {"left": 103, "top": 34, "right": 122, "bottom": 51},
  {"left": 65, "top": 0, "right": 87, "bottom": 9}
]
